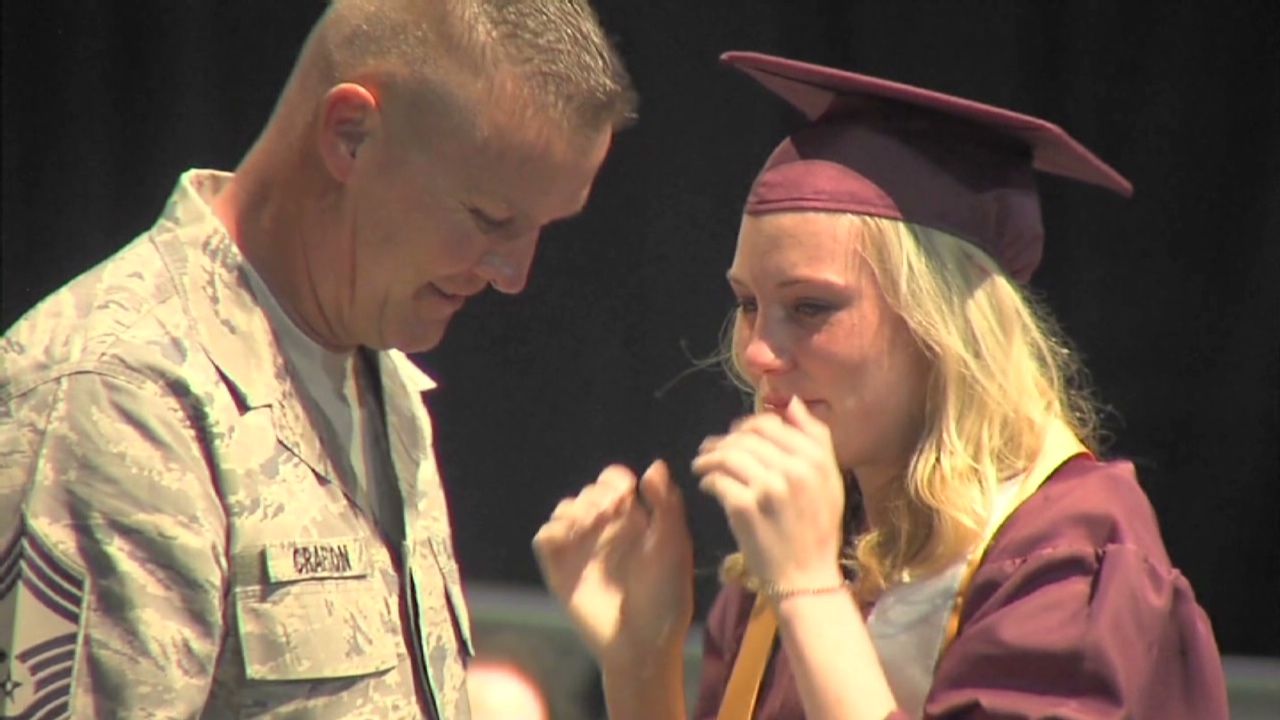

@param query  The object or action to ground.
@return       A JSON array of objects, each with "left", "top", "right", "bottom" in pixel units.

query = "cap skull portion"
[{"left": 723, "top": 51, "right": 1133, "bottom": 283}]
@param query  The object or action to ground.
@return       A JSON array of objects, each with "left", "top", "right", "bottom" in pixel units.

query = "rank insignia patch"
[{"left": 0, "top": 529, "right": 84, "bottom": 720}]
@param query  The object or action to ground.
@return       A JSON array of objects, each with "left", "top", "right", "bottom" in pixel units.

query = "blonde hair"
[{"left": 721, "top": 213, "right": 1100, "bottom": 601}]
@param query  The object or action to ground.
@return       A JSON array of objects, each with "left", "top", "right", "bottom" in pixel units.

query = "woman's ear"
[{"left": 318, "top": 82, "right": 380, "bottom": 183}]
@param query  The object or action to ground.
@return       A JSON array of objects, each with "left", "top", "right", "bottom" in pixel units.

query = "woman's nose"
[{"left": 739, "top": 321, "right": 789, "bottom": 376}]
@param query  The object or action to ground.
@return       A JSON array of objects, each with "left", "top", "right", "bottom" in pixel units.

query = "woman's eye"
[
  {"left": 735, "top": 297, "right": 758, "bottom": 315},
  {"left": 791, "top": 301, "right": 834, "bottom": 319}
]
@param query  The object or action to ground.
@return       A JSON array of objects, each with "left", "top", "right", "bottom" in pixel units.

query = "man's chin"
[
  {"left": 359, "top": 322, "right": 448, "bottom": 354},
  {"left": 393, "top": 322, "right": 449, "bottom": 354}
]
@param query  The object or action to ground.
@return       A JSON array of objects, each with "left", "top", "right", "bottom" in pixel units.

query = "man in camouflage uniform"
[{"left": 0, "top": 1, "right": 633, "bottom": 717}]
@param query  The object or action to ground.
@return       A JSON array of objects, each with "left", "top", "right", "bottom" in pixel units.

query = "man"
[{"left": 0, "top": 0, "right": 633, "bottom": 717}]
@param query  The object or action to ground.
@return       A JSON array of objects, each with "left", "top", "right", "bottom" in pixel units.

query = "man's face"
[{"left": 316, "top": 93, "right": 613, "bottom": 353}]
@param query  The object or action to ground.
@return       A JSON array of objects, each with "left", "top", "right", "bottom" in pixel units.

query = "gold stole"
[{"left": 715, "top": 594, "right": 779, "bottom": 720}]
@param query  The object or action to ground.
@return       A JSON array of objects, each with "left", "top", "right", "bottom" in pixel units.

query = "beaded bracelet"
[{"left": 754, "top": 578, "right": 854, "bottom": 602}]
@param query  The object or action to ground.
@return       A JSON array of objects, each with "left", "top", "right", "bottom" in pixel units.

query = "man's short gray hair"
[{"left": 318, "top": 0, "right": 636, "bottom": 133}]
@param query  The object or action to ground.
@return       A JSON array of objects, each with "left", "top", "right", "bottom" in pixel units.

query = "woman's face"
[{"left": 728, "top": 212, "right": 932, "bottom": 492}]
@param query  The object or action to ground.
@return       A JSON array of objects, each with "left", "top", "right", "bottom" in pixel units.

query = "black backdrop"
[{"left": 3, "top": 1, "right": 1277, "bottom": 657}]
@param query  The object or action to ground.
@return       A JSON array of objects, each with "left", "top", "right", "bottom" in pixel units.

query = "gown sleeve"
[{"left": 924, "top": 458, "right": 1229, "bottom": 720}]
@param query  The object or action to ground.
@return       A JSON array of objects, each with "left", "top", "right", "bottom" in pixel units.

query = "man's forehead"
[{"left": 470, "top": 121, "right": 612, "bottom": 223}]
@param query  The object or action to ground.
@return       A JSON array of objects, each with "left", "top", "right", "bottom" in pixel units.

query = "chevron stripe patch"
[{"left": 0, "top": 530, "right": 84, "bottom": 720}]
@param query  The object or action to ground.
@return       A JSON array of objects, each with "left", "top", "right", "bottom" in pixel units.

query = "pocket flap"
[{"left": 235, "top": 577, "right": 398, "bottom": 681}]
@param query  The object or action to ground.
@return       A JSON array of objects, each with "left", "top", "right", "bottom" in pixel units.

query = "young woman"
[{"left": 532, "top": 52, "right": 1228, "bottom": 720}]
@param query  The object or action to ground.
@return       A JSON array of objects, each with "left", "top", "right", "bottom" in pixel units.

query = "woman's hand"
[
  {"left": 532, "top": 460, "right": 693, "bottom": 670},
  {"left": 693, "top": 397, "right": 846, "bottom": 592}
]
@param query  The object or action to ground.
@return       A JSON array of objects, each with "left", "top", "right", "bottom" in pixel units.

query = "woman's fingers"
[
  {"left": 536, "top": 465, "right": 640, "bottom": 549},
  {"left": 737, "top": 409, "right": 834, "bottom": 469},
  {"left": 638, "top": 460, "right": 693, "bottom": 566},
  {"left": 694, "top": 424, "right": 811, "bottom": 496},
  {"left": 596, "top": 463, "right": 640, "bottom": 496},
  {"left": 578, "top": 465, "right": 636, "bottom": 514},
  {"left": 692, "top": 439, "right": 763, "bottom": 483},
  {"left": 697, "top": 470, "right": 757, "bottom": 520},
  {"left": 783, "top": 396, "right": 834, "bottom": 444},
  {"left": 639, "top": 459, "right": 678, "bottom": 517},
  {"left": 742, "top": 412, "right": 809, "bottom": 453}
]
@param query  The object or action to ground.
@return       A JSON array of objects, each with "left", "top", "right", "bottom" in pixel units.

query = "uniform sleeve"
[
  {"left": 5, "top": 371, "right": 229, "bottom": 719},
  {"left": 924, "top": 541, "right": 1229, "bottom": 719}
]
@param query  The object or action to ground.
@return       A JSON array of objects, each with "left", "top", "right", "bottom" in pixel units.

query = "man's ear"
[{"left": 319, "top": 83, "right": 380, "bottom": 183}]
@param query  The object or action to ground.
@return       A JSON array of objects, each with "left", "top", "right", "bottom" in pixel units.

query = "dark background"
[{"left": 3, "top": 1, "right": 1277, "bottom": 658}]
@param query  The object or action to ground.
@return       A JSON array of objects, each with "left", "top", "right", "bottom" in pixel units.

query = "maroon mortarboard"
[{"left": 721, "top": 51, "right": 1133, "bottom": 282}]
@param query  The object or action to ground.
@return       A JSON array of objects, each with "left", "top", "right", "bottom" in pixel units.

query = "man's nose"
[{"left": 476, "top": 233, "right": 539, "bottom": 294}]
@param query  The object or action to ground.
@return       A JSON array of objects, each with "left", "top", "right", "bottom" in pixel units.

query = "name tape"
[{"left": 265, "top": 538, "right": 369, "bottom": 583}]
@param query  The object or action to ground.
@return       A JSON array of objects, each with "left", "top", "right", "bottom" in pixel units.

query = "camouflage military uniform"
[{"left": 0, "top": 171, "right": 473, "bottom": 718}]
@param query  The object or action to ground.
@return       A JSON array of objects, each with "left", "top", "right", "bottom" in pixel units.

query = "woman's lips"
[{"left": 761, "top": 396, "right": 825, "bottom": 414}]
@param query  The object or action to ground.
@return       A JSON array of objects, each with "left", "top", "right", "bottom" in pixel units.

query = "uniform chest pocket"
[{"left": 233, "top": 539, "right": 400, "bottom": 681}]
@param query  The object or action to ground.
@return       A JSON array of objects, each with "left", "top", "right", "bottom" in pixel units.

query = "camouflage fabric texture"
[{"left": 0, "top": 170, "right": 474, "bottom": 719}]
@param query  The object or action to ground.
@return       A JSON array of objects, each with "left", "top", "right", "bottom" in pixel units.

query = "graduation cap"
[{"left": 722, "top": 51, "right": 1133, "bottom": 282}]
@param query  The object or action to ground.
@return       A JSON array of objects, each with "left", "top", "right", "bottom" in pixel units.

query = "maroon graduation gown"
[{"left": 691, "top": 456, "right": 1229, "bottom": 719}]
